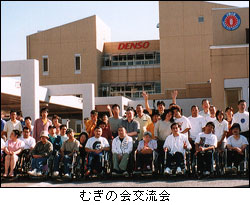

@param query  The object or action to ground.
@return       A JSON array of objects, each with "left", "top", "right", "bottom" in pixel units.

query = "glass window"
[
  {"left": 136, "top": 54, "right": 144, "bottom": 60},
  {"left": 42, "top": 56, "right": 48, "bottom": 73},
  {"left": 75, "top": 55, "right": 81, "bottom": 71},
  {"left": 145, "top": 53, "right": 154, "bottom": 60},
  {"left": 198, "top": 16, "right": 204, "bottom": 23}
]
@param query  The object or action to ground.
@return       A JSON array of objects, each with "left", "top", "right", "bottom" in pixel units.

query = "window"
[
  {"left": 198, "top": 16, "right": 204, "bottom": 23},
  {"left": 42, "top": 56, "right": 49, "bottom": 75},
  {"left": 75, "top": 54, "right": 81, "bottom": 74}
]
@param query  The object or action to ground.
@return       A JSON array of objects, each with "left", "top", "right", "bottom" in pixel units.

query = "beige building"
[{"left": 27, "top": 1, "right": 249, "bottom": 111}]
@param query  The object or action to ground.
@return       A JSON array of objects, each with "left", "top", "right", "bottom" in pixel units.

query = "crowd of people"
[{"left": 1, "top": 91, "right": 249, "bottom": 178}]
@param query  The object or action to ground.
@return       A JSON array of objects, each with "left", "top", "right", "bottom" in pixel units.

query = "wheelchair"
[
  {"left": 192, "top": 148, "right": 216, "bottom": 178},
  {"left": 164, "top": 150, "right": 191, "bottom": 176},
  {"left": 224, "top": 146, "right": 249, "bottom": 177},
  {"left": 28, "top": 155, "right": 53, "bottom": 180},
  {"left": 133, "top": 150, "right": 158, "bottom": 176},
  {"left": 16, "top": 149, "right": 32, "bottom": 177},
  {"left": 83, "top": 150, "right": 111, "bottom": 179}
]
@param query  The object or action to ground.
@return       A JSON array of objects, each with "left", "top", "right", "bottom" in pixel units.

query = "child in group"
[
  {"left": 136, "top": 131, "right": 157, "bottom": 172},
  {"left": 195, "top": 122, "right": 217, "bottom": 176},
  {"left": 226, "top": 123, "right": 248, "bottom": 172}
]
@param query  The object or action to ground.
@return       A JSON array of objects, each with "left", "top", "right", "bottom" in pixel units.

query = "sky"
[{"left": 1, "top": 1, "right": 249, "bottom": 61}]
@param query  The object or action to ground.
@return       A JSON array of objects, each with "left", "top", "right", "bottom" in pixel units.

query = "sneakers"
[
  {"left": 53, "top": 171, "right": 59, "bottom": 177},
  {"left": 203, "top": 171, "right": 210, "bottom": 176},
  {"left": 226, "top": 166, "right": 232, "bottom": 172},
  {"left": 36, "top": 171, "right": 42, "bottom": 177},
  {"left": 64, "top": 173, "right": 70, "bottom": 178},
  {"left": 146, "top": 165, "right": 151, "bottom": 170},
  {"left": 28, "top": 169, "right": 37, "bottom": 176},
  {"left": 122, "top": 171, "right": 129, "bottom": 177},
  {"left": 164, "top": 167, "right": 172, "bottom": 175},
  {"left": 176, "top": 167, "right": 182, "bottom": 174}
]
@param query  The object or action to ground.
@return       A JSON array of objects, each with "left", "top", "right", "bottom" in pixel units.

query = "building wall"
[
  {"left": 27, "top": 15, "right": 111, "bottom": 96},
  {"left": 210, "top": 45, "right": 249, "bottom": 110},
  {"left": 212, "top": 7, "right": 249, "bottom": 46},
  {"left": 159, "top": 1, "right": 230, "bottom": 92}
]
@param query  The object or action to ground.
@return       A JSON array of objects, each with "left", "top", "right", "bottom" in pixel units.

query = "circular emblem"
[
  {"left": 240, "top": 118, "right": 245, "bottom": 124},
  {"left": 222, "top": 12, "right": 241, "bottom": 31}
]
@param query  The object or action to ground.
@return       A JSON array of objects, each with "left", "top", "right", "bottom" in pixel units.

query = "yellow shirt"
[
  {"left": 146, "top": 122, "right": 155, "bottom": 139},
  {"left": 135, "top": 114, "right": 152, "bottom": 141},
  {"left": 84, "top": 120, "right": 96, "bottom": 137},
  {"left": 42, "top": 118, "right": 48, "bottom": 125}
]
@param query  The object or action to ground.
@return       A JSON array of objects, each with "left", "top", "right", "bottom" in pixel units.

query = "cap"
[{"left": 40, "top": 131, "right": 49, "bottom": 138}]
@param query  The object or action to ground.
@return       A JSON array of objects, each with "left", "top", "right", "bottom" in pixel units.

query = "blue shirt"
[{"left": 1, "top": 119, "right": 6, "bottom": 132}]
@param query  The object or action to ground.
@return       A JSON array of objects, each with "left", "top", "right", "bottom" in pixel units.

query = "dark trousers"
[
  {"left": 136, "top": 153, "right": 153, "bottom": 169},
  {"left": 87, "top": 152, "right": 103, "bottom": 172},
  {"left": 197, "top": 151, "right": 213, "bottom": 172},
  {"left": 227, "top": 150, "right": 245, "bottom": 167},
  {"left": 240, "top": 131, "right": 249, "bottom": 141},
  {"left": 157, "top": 140, "right": 165, "bottom": 173},
  {"left": 31, "top": 157, "right": 47, "bottom": 172},
  {"left": 189, "top": 140, "right": 196, "bottom": 164},
  {"left": 166, "top": 152, "right": 184, "bottom": 168},
  {"left": 63, "top": 155, "right": 73, "bottom": 174}
]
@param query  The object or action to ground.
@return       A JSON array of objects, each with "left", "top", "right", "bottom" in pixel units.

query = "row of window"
[
  {"left": 102, "top": 52, "right": 160, "bottom": 67},
  {"left": 42, "top": 55, "right": 81, "bottom": 74},
  {"left": 99, "top": 82, "right": 161, "bottom": 98}
]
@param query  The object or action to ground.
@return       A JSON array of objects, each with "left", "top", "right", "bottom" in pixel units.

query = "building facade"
[{"left": 27, "top": 1, "right": 249, "bottom": 111}]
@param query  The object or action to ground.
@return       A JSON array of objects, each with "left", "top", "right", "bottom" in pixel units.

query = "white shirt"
[
  {"left": 112, "top": 135, "right": 133, "bottom": 155},
  {"left": 232, "top": 111, "right": 249, "bottom": 132},
  {"left": 163, "top": 133, "right": 191, "bottom": 155},
  {"left": 227, "top": 135, "right": 249, "bottom": 148},
  {"left": 205, "top": 116, "right": 216, "bottom": 123},
  {"left": 175, "top": 116, "right": 192, "bottom": 138},
  {"left": 195, "top": 132, "right": 217, "bottom": 148},
  {"left": 134, "top": 114, "right": 152, "bottom": 141},
  {"left": 19, "top": 135, "right": 36, "bottom": 150},
  {"left": 3, "top": 120, "right": 23, "bottom": 140},
  {"left": 188, "top": 115, "right": 206, "bottom": 141},
  {"left": 85, "top": 136, "right": 110, "bottom": 150},
  {"left": 214, "top": 120, "right": 228, "bottom": 142},
  {"left": 1, "top": 138, "right": 5, "bottom": 150},
  {"left": 60, "top": 135, "right": 69, "bottom": 144},
  {"left": 199, "top": 110, "right": 210, "bottom": 122}
]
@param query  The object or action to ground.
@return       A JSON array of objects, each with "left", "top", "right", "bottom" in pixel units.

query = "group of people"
[{"left": 1, "top": 91, "right": 249, "bottom": 178}]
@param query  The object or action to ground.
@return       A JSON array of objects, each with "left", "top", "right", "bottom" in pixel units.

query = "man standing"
[
  {"left": 2, "top": 110, "right": 23, "bottom": 141},
  {"left": 199, "top": 99, "right": 211, "bottom": 122},
  {"left": 108, "top": 104, "right": 123, "bottom": 138},
  {"left": 134, "top": 104, "right": 152, "bottom": 141},
  {"left": 33, "top": 107, "right": 52, "bottom": 142},
  {"left": 232, "top": 100, "right": 249, "bottom": 140}
]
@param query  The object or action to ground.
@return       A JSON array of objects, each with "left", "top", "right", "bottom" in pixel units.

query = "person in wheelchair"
[
  {"left": 28, "top": 131, "right": 53, "bottom": 177},
  {"left": 226, "top": 123, "right": 248, "bottom": 173},
  {"left": 136, "top": 131, "right": 157, "bottom": 172},
  {"left": 112, "top": 126, "right": 133, "bottom": 175},
  {"left": 19, "top": 126, "right": 36, "bottom": 172},
  {"left": 85, "top": 126, "right": 110, "bottom": 176},
  {"left": 163, "top": 123, "right": 191, "bottom": 175},
  {"left": 48, "top": 125, "right": 62, "bottom": 177},
  {"left": 3, "top": 130, "right": 25, "bottom": 177},
  {"left": 60, "top": 128, "right": 80, "bottom": 178},
  {"left": 195, "top": 122, "right": 217, "bottom": 176}
]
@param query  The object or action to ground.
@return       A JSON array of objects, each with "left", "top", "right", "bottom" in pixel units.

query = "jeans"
[
  {"left": 87, "top": 152, "right": 103, "bottom": 172},
  {"left": 52, "top": 154, "right": 61, "bottom": 172},
  {"left": 113, "top": 153, "right": 129, "bottom": 171},
  {"left": 63, "top": 155, "right": 73, "bottom": 175},
  {"left": 31, "top": 157, "right": 47, "bottom": 172}
]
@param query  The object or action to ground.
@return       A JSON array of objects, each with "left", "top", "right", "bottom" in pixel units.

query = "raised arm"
[
  {"left": 142, "top": 91, "right": 152, "bottom": 115},
  {"left": 171, "top": 90, "right": 178, "bottom": 105}
]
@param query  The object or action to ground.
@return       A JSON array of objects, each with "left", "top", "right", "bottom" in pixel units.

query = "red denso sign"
[{"left": 118, "top": 41, "right": 150, "bottom": 50}]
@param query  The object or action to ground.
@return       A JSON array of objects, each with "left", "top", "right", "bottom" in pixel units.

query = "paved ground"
[{"left": 1, "top": 175, "right": 249, "bottom": 187}]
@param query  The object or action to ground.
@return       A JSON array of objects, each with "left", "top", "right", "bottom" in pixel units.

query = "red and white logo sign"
[{"left": 118, "top": 41, "right": 150, "bottom": 50}]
